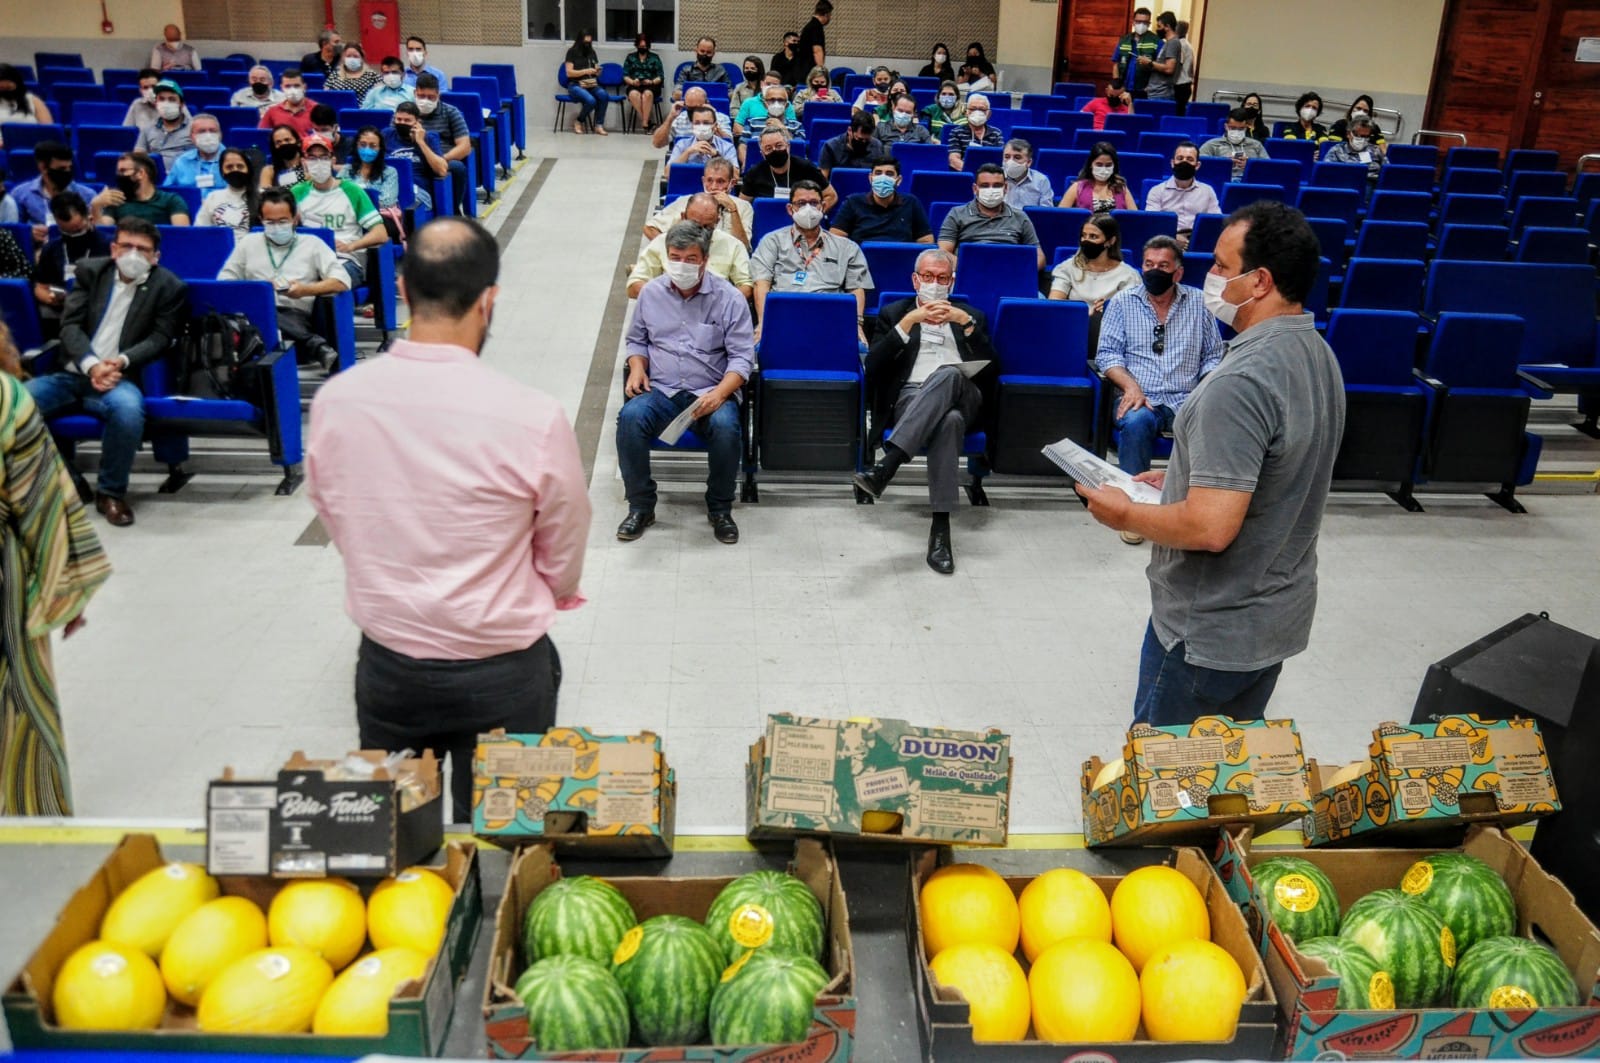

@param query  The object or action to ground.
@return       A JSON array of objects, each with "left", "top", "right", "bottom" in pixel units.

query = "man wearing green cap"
[{"left": 133, "top": 80, "right": 194, "bottom": 165}]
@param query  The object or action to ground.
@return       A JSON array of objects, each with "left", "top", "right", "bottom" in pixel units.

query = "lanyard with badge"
[
  {"left": 791, "top": 232, "right": 823, "bottom": 286},
  {"left": 266, "top": 235, "right": 298, "bottom": 294}
]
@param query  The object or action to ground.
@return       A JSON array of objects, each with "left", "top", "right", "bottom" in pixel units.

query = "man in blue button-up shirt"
[
  {"left": 10, "top": 142, "right": 99, "bottom": 242},
  {"left": 616, "top": 220, "right": 755, "bottom": 546},
  {"left": 162, "top": 113, "right": 224, "bottom": 190}
]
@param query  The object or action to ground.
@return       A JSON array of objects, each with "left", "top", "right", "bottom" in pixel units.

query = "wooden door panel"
[
  {"left": 1426, "top": 0, "right": 1546, "bottom": 155},
  {"left": 1529, "top": 3, "right": 1600, "bottom": 167},
  {"left": 1060, "top": 0, "right": 1135, "bottom": 85}
]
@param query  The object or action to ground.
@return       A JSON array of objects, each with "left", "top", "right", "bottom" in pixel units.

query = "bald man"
[
  {"left": 151, "top": 24, "right": 200, "bottom": 71},
  {"left": 651, "top": 85, "right": 731, "bottom": 149}
]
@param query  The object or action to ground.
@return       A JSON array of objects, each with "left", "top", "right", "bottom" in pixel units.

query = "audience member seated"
[
  {"left": 195, "top": 148, "right": 258, "bottom": 240},
  {"left": 293, "top": 134, "right": 388, "bottom": 287},
  {"left": 349, "top": 127, "right": 400, "bottom": 224},
  {"left": 31, "top": 192, "right": 109, "bottom": 337},
  {"left": 1200, "top": 108, "right": 1269, "bottom": 181},
  {"left": 414, "top": 75, "right": 473, "bottom": 214},
  {"left": 940, "top": 164, "right": 1045, "bottom": 269},
  {"left": 301, "top": 28, "right": 344, "bottom": 80},
  {"left": 1328, "top": 95, "right": 1386, "bottom": 145},
  {"left": 1003, "top": 138, "right": 1054, "bottom": 208},
  {"left": 233, "top": 65, "right": 286, "bottom": 114},
  {"left": 327, "top": 43, "right": 381, "bottom": 99},
  {"left": 403, "top": 36, "right": 446, "bottom": 88},
  {"left": 363, "top": 56, "right": 414, "bottom": 111},
  {"left": 1061, "top": 141, "right": 1139, "bottom": 212},
  {"left": 922, "top": 81, "right": 965, "bottom": 138},
  {"left": 1283, "top": 92, "right": 1330, "bottom": 141},
  {"left": 651, "top": 87, "right": 732, "bottom": 149},
  {"left": 1144, "top": 140, "right": 1218, "bottom": 247},
  {"left": 675, "top": 37, "right": 731, "bottom": 98},
  {"left": 564, "top": 29, "right": 610, "bottom": 136},
  {"left": 93, "top": 153, "right": 191, "bottom": 226},
  {"left": 1048, "top": 212, "right": 1139, "bottom": 348},
  {"left": 671, "top": 107, "right": 739, "bottom": 171},
  {"left": 750, "top": 181, "right": 871, "bottom": 343},
  {"left": 921, "top": 43, "right": 955, "bottom": 81},
  {"left": 616, "top": 220, "right": 755, "bottom": 546},
  {"left": 310, "top": 104, "right": 346, "bottom": 156},
  {"left": 122, "top": 68, "right": 173, "bottom": 130},
  {"left": 162, "top": 112, "right": 224, "bottom": 189},
  {"left": 0, "top": 64, "right": 55, "bottom": 129},
  {"left": 829, "top": 158, "right": 932, "bottom": 244},
  {"left": 628, "top": 194, "right": 751, "bottom": 298},
  {"left": 624, "top": 35, "right": 666, "bottom": 132},
  {"left": 218, "top": 186, "right": 348, "bottom": 374},
  {"left": 947, "top": 93, "right": 1003, "bottom": 171},
  {"left": 1082, "top": 83, "right": 1134, "bottom": 131},
  {"left": 736, "top": 78, "right": 799, "bottom": 151},
  {"left": 262, "top": 124, "right": 307, "bottom": 187},
  {"left": 852, "top": 66, "right": 893, "bottom": 117},
  {"left": 1239, "top": 92, "right": 1271, "bottom": 141},
  {"left": 384, "top": 103, "right": 449, "bottom": 212},
  {"left": 27, "top": 217, "right": 187, "bottom": 527},
  {"left": 11, "top": 142, "right": 98, "bottom": 242},
  {"left": 770, "top": 31, "right": 809, "bottom": 89},
  {"left": 877, "top": 93, "right": 934, "bottom": 145},
  {"left": 1324, "top": 115, "right": 1386, "bottom": 187},
  {"left": 958, "top": 42, "right": 996, "bottom": 91},
  {"left": 793, "top": 66, "right": 841, "bottom": 116},
  {"left": 0, "top": 228, "right": 28, "bottom": 279},
  {"left": 731, "top": 57, "right": 767, "bottom": 113},
  {"left": 134, "top": 80, "right": 195, "bottom": 165},
  {"left": 259, "top": 69, "right": 315, "bottom": 135},
  {"left": 740, "top": 128, "right": 835, "bottom": 209},
  {"left": 151, "top": 23, "right": 200, "bottom": 71},
  {"left": 874, "top": 79, "right": 912, "bottom": 123},
  {"left": 1095, "top": 234, "right": 1222, "bottom": 544},
  {"left": 820, "top": 113, "right": 892, "bottom": 177},
  {"left": 856, "top": 247, "right": 997, "bottom": 574},
  {"left": 645, "top": 156, "right": 753, "bottom": 245},
  {"left": 1145, "top": 13, "right": 1181, "bottom": 101}
]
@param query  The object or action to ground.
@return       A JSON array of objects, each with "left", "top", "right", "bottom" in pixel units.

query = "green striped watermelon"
[
  {"left": 514, "top": 954, "right": 630, "bottom": 1051},
  {"left": 1251, "top": 857, "right": 1341, "bottom": 944},
  {"left": 704, "top": 871, "right": 825, "bottom": 965},
  {"left": 1452, "top": 935, "right": 1580, "bottom": 1009},
  {"left": 1297, "top": 937, "right": 1395, "bottom": 1009},
  {"left": 710, "top": 949, "right": 830, "bottom": 1046},
  {"left": 611, "top": 914, "right": 723, "bottom": 1045},
  {"left": 1338, "top": 888, "right": 1454, "bottom": 1008},
  {"left": 1399, "top": 852, "right": 1516, "bottom": 957},
  {"left": 523, "top": 875, "right": 638, "bottom": 965}
]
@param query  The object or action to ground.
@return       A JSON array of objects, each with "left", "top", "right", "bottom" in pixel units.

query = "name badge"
[
  {"left": 793, "top": 270, "right": 808, "bottom": 285},
  {"left": 922, "top": 327, "right": 946, "bottom": 345},
  {"left": 195, "top": 172, "right": 215, "bottom": 188},
  {"left": 1357, "top": 151, "right": 1372, "bottom": 163}
]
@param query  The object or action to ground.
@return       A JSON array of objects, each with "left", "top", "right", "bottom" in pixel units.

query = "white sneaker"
[{"left": 1120, "top": 530, "right": 1145, "bottom": 546}]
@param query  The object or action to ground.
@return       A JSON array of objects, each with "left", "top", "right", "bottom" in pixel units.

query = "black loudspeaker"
[{"left": 1411, "top": 612, "right": 1600, "bottom": 923}]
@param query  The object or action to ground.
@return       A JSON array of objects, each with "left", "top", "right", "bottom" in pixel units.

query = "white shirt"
[
  {"left": 87, "top": 272, "right": 140, "bottom": 369},
  {"left": 900, "top": 316, "right": 961, "bottom": 384},
  {"left": 196, "top": 186, "right": 252, "bottom": 240},
  {"left": 218, "top": 231, "right": 350, "bottom": 313},
  {"left": 646, "top": 193, "right": 755, "bottom": 244}
]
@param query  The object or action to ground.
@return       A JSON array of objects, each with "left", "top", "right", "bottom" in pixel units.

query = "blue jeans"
[
  {"left": 341, "top": 258, "right": 366, "bottom": 289},
  {"left": 616, "top": 387, "right": 740, "bottom": 515},
  {"left": 569, "top": 85, "right": 610, "bottom": 127},
  {"left": 1133, "top": 619, "right": 1283, "bottom": 726},
  {"left": 1115, "top": 402, "right": 1176, "bottom": 475},
  {"left": 25, "top": 372, "right": 144, "bottom": 497},
  {"left": 446, "top": 158, "right": 470, "bottom": 213}
]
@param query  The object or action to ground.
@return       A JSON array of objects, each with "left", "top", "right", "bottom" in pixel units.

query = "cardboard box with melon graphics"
[
  {"left": 1081, "top": 717, "right": 1314, "bottom": 847},
  {"left": 1301, "top": 715, "right": 1559, "bottom": 847},
  {"left": 745, "top": 714, "right": 1012, "bottom": 846},
  {"left": 472, "top": 729, "right": 676, "bottom": 858}
]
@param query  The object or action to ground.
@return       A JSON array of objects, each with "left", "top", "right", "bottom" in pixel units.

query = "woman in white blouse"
[
  {"left": 0, "top": 65, "right": 54, "bottom": 142},
  {"left": 195, "top": 148, "right": 259, "bottom": 241},
  {"left": 1048, "top": 212, "right": 1141, "bottom": 355}
]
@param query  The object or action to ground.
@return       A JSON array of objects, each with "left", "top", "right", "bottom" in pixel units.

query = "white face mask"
[
  {"left": 407, "top": 50, "right": 426, "bottom": 67},
  {"left": 116, "top": 251, "right": 152, "bottom": 282},
  {"left": 939, "top": 94, "right": 957, "bottom": 108},
  {"left": 305, "top": 158, "right": 334, "bottom": 183},
  {"left": 1299, "top": 106, "right": 1319, "bottom": 123},
  {"left": 767, "top": 101, "right": 786, "bottom": 117},
  {"left": 193, "top": 131, "right": 221, "bottom": 154},
  {"left": 1003, "top": 159, "right": 1028, "bottom": 180},
  {"left": 140, "top": 87, "right": 156, "bottom": 102},
  {"left": 1348, "top": 137, "right": 1369, "bottom": 152},
  {"left": 1225, "top": 127, "right": 1246, "bottom": 145},
  {"left": 344, "top": 56, "right": 363, "bottom": 71},
  {"left": 285, "top": 86, "right": 306, "bottom": 103},
  {"left": 967, "top": 109, "right": 988, "bottom": 126},
  {"left": 1202, "top": 268, "right": 1257, "bottom": 327},
  {"left": 383, "top": 72, "right": 403, "bottom": 89},
  {"left": 692, "top": 123, "right": 714, "bottom": 140},
  {"left": 935, "top": 52, "right": 947, "bottom": 63},
  {"left": 917, "top": 280, "right": 951, "bottom": 303},
  {"left": 416, "top": 97, "right": 438, "bottom": 115},
  {"left": 264, "top": 221, "right": 295, "bottom": 246},
  {"left": 1351, "top": 109, "right": 1369, "bottom": 119},
  {"left": 792, "top": 204, "right": 824, "bottom": 230},
  {"left": 157, "top": 100, "right": 181, "bottom": 120},
  {"left": 1091, "top": 164, "right": 1115, "bottom": 182},
  {"left": 1134, "top": 22, "right": 1149, "bottom": 33},
  {"left": 976, "top": 186, "right": 1005, "bottom": 208},
  {"left": 663, "top": 259, "right": 703, "bottom": 290}
]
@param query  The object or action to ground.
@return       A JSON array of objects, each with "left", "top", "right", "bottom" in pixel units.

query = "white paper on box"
[{"left": 207, "top": 806, "right": 271, "bottom": 875}]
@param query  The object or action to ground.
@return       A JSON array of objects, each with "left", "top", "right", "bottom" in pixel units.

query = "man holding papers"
[
  {"left": 1076, "top": 202, "right": 1345, "bottom": 727},
  {"left": 854, "top": 248, "right": 998, "bottom": 575},
  {"left": 617, "top": 220, "right": 755, "bottom": 546}
]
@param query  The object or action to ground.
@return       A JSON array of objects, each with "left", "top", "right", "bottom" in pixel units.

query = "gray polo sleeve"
[
  {"left": 750, "top": 232, "right": 780, "bottom": 282},
  {"left": 1016, "top": 210, "right": 1040, "bottom": 247},
  {"left": 1181, "top": 372, "right": 1275, "bottom": 494},
  {"left": 841, "top": 238, "right": 872, "bottom": 290},
  {"left": 937, "top": 208, "right": 963, "bottom": 246}
]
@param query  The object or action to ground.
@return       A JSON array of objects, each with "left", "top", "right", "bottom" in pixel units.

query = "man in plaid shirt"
[{"left": 946, "top": 93, "right": 1004, "bottom": 171}]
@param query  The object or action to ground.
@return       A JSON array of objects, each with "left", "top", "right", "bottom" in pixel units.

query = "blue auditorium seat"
[
  {"left": 1509, "top": 196, "right": 1578, "bottom": 239},
  {"left": 1243, "top": 158, "right": 1302, "bottom": 198},
  {"left": 1434, "top": 223, "right": 1508, "bottom": 262},
  {"left": 1366, "top": 191, "right": 1431, "bottom": 224},
  {"left": 1354, "top": 221, "right": 1429, "bottom": 261},
  {"left": 757, "top": 292, "right": 863, "bottom": 478},
  {"left": 1339, "top": 258, "right": 1425, "bottom": 311},
  {"left": 1325, "top": 308, "right": 1431, "bottom": 509},
  {"left": 949, "top": 243, "right": 1040, "bottom": 324},
  {"left": 891, "top": 143, "right": 950, "bottom": 175},
  {"left": 1025, "top": 207, "right": 1093, "bottom": 261},
  {"left": 991, "top": 298, "right": 1100, "bottom": 473},
  {"left": 1220, "top": 183, "right": 1286, "bottom": 213},
  {"left": 1515, "top": 227, "right": 1591, "bottom": 264},
  {"left": 1296, "top": 186, "right": 1361, "bottom": 225}
]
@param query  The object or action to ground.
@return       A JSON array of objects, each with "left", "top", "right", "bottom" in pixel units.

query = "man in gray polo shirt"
[
  {"left": 1076, "top": 201, "right": 1345, "bottom": 725},
  {"left": 751, "top": 180, "right": 873, "bottom": 344},
  {"left": 937, "top": 164, "right": 1045, "bottom": 271}
]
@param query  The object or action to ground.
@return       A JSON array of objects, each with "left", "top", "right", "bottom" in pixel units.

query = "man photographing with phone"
[{"left": 383, "top": 102, "right": 450, "bottom": 212}]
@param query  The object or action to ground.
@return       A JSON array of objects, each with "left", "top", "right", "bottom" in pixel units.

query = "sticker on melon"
[
  {"left": 1440, "top": 925, "right": 1456, "bottom": 967},
  {"left": 1489, "top": 984, "right": 1538, "bottom": 1008},
  {"left": 1368, "top": 970, "right": 1395, "bottom": 1009},
  {"left": 1401, "top": 862, "right": 1434, "bottom": 895},
  {"left": 1274, "top": 874, "right": 1320, "bottom": 913},
  {"left": 720, "top": 950, "right": 754, "bottom": 983},
  {"left": 613, "top": 925, "right": 644, "bottom": 966},
  {"left": 728, "top": 904, "right": 774, "bottom": 950}
]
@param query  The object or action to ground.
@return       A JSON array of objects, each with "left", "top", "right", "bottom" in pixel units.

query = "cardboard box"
[
  {"left": 471, "top": 728, "right": 675, "bottom": 859},
  {"left": 1081, "top": 716, "right": 1313, "bottom": 847},
  {"left": 482, "top": 838, "right": 855, "bottom": 1060},
  {"left": 746, "top": 714, "right": 1012, "bottom": 846},
  {"left": 207, "top": 749, "right": 444, "bottom": 878},
  {"left": 908, "top": 846, "right": 1279, "bottom": 1060},
  {"left": 1210, "top": 826, "right": 1600, "bottom": 1059},
  {"left": 4, "top": 833, "right": 482, "bottom": 1056},
  {"left": 1302, "top": 715, "right": 1560, "bottom": 847}
]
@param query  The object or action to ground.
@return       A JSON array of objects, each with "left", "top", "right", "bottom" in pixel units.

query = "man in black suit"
[
  {"left": 853, "top": 247, "right": 997, "bottom": 574},
  {"left": 26, "top": 217, "right": 187, "bottom": 527}
]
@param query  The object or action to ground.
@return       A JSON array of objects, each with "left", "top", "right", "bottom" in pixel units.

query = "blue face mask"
[
  {"left": 357, "top": 146, "right": 379, "bottom": 163},
  {"left": 870, "top": 175, "right": 896, "bottom": 198}
]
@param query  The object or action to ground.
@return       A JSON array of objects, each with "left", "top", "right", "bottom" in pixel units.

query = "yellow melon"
[
  {"left": 1140, "top": 938, "right": 1247, "bottom": 1041},
  {"left": 267, "top": 879, "right": 367, "bottom": 971},
  {"left": 928, "top": 943, "right": 1030, "bottom": 1042},
  {"left": 52, "top": 940, "right": 167, "bottom": 1031},
  {"left": 1019, "top": 868, "right": 1113, "bottom": 961},
  {"left": 160, "top": 896, "right": 269, "bottom": 1007},
  {"left": 1092, "top": 758, "right": 1127, "bottom": 791},
  {"left": 367, "top": 868, "right": 454, "bottom": 955},
  {"left": 919, "top": 863, "right": 1020, "bottom": 957},
  {"left": 1109, "top": 865, "right": 1210, "bottom": 973},
  {"left": 196, "top": 947, "right": 333, "bottom": 1033},
  {"left": 1029, "top": 937, "right": 1141, "bottom": 1042},
  {"left": 312, "top": 947, "right": 430, "bottom": 1036},
  {"left": 100, "top": 862, "right": 220, "bottom": 957}
]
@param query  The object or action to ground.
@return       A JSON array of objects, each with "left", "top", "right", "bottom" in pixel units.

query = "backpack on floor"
[{"left": 180, "top": 311, "right": 267, "bottom": 404}]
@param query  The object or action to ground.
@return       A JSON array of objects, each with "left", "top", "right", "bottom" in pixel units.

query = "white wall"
[{"left": 996, "top": 0, "right": 1058, "bottom": 93}]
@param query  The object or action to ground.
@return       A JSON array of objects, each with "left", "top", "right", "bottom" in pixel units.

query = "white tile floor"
[{"left": 46, "top": 130, "right": 1600, "bottom": 836}]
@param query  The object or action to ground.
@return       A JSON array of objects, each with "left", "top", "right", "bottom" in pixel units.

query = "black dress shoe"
[
  {"left": 616, "top": 511, "right": 655, "bottom": 541},
  {"left": 709, "top": 512, "right": 739, "bottom": 544},
  {"left": 853, "top": 463, "right": 892, "bottom": 499},
  {"left": 926, "top": 523, "right": 954, "bottom": 574}
]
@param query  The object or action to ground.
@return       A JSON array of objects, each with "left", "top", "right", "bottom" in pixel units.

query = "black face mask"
[
  {"left": 222, "top": 170, "right": 250, "bottom": 189},
  {"left": 251, "top": 82, "right": 271, "bottom": 96},
  {"left": 745, "top": 70, "right": 758, "bottom": 81},
  {"left": 274, "top": 145, "right": 299, "bottom": 164},
  {"left": 1080, "top": 241, "right": 1105, "bottom": 260},
  {"left": 765, "top": 149, "right": 789, "bottom": 168},
  {"left": 637, "top": 44, "right": 648, "bottom": 53},
  {"left": 1243, "top": 106, "right": 1259, "bottom": 117},
  {"left": 697, "top": 55, "right": 713, "bottom": 66},
  {"left": 116, "top": 175, "right": 140, "bottom": 197},
  {"left": 1106, "top": 90, "right": 1120, "bottom": 101},
  {"left": 1142, "top": 268, "right": 1176, "bottom": 296},
  {"left": 46, "top": 167, "right": 73, "bottom": 188},
  {"left": 1172, "top": 161, "right": 1197, "bottom": 180}
]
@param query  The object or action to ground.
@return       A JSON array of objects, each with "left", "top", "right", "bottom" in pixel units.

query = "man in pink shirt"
[
  {"left": 1081, "top": 82, "right": 1134, "bottom": 131},
  {"left": 307, "top": 217, "right": 590, "bottom": 821}
]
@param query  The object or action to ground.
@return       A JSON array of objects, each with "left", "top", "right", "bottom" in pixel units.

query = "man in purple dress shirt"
[{"left": 616, "top": 220, "right": 755, "bottom": 545}]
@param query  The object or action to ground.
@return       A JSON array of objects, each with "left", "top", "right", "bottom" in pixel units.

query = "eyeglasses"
[
  {"left": 1151, "top": 323, "right": 1165, "bottom": 355},
  {"left": 914, "top": 271, "right": 952, "bottom": 284}
]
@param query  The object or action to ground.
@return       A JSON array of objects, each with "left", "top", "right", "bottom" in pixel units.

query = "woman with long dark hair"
[
  {"left": 920, "top": 43, "right": 953, "bottom": 80},
  {"left": 0, "top": 64, "right": 54, "bottom": 133},
  {"left": 196, "top": 147, "right": 259, "bottom": 240},
  {"left": 1061, "top": 142, "right": 1138, "bottom": 213},
  {"left": 564, "top": 27, "right": 609, "bottom": 135},
  {"left": 261, "top": 124, "right": 305, "bottom": 187},
  {"left": 1048, "top": 212, "right": 1140, "bottom": 354}
]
